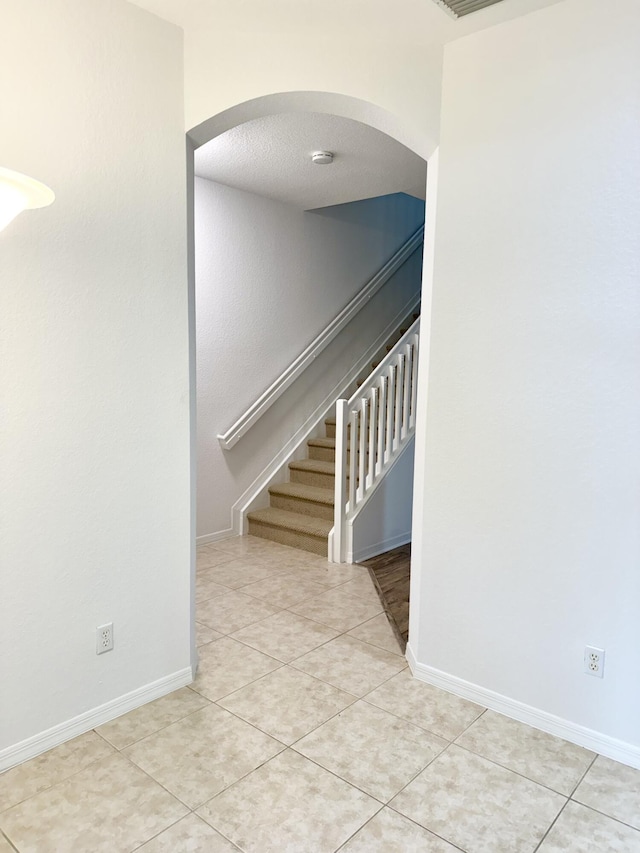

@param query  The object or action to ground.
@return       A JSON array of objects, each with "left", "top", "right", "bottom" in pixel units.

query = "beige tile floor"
[{"left": 1, "top": 536, "right": 640, "bottom": 852}]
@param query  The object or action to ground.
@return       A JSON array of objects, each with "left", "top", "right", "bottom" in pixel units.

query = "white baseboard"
[
  {"left": 405, "top": 645, "right": 640, "bottom": 770},
  {"left": 196, "top": 528, "right": 234, "bottom": 546},
  {"left": 351, "top": 531, "right": 411, "bottom": 563},
  {"left": 0, "top": 667, "right": 193, "bottom": 773}
]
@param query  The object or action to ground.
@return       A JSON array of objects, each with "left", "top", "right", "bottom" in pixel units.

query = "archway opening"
[{"left": 187, "top": 91, "right": 432, "bottom": 662}]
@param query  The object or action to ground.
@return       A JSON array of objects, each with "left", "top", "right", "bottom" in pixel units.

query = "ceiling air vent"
[{"left": 432, "top": 0, "right": 506, "bottom": 17}]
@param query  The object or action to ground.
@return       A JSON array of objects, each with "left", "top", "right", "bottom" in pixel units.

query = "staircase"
[{"left": 247, "top": 312, "right": 419, "bottom": 556}]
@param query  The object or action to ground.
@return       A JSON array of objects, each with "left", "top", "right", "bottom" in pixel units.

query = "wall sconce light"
[{"left": 0, "top": 167, "right": 55, "bottom": 232}]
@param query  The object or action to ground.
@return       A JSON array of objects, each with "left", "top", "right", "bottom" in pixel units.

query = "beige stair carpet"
[{"left": 247, "top": 309, "right": 419, "bottom": 556}]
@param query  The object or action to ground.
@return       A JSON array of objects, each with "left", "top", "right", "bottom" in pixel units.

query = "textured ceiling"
[
  {"left": 194, "top": 112, "right": 427, "bottom": 210},
  {"left": 130, "top": 0, "right": 564, "bottom": 39}
]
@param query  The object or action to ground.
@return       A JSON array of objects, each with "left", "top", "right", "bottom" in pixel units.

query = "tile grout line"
[
  {"left": 196, "top": 564, "right": 379, "bottom": 634},
  {"left": 392, "top": 809, "right": 469, "bottom": 853},
  {"left": 447, "top": 742, "right": 574, "bottom": 800},
  {"left": 281, "top": 605, "right": 386, "bottom": 636},
  {"left": 127, "top": 813, "right": 188, "bottom": 852},
  {"left": 532, "top": 797, "right": 571, "bottom": 853},
  {"left": 206, "top": 611, "right": 409, "bottom": 748},
  {"left": 93, "top": 691, "right": 214, "bottom": 753},
  {"left": 568, "top": 752, "right": 598, "bottom": 798},
  {"left": 333, "top": 808, "right": 386, "bottom": 853},
  {"left": 214, "top": 601, "right": 398, "bottom": 670},
  {"left": 216, "top": 677, "right": 359, "bottom": 749},
  {"left": 0, "top": 741, "right": 118, "bottom": 816},
  {"left": 289, "top": 735, "right": 451, "bottom": 815},
  {"left": 566, "top": 799, "right": 640, "bottom": 834},
  {"left": 190, "top": 636, "right": 288, "bottom": 703},
  {"left": 193, "top": 563, "right": 429, "bottom": 830},
  {"left": 358, "top": 677, "right": 484, "bottom": 742},
  {"left": 0, "top": 828, "right": 20, "bottom": 853},
  {"left": 115, "top": 745, "right": 279, "bottom": 822},
  {"left": 383, "top": 745, "right": 470, "bottom": 852},
  {"left": 386, "top": 739, "right": 566, "bottom": 853}
]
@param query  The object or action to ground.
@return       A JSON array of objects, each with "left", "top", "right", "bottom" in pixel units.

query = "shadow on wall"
[{"left": 310, "top": 191, "right": 426, "bottom": 236}]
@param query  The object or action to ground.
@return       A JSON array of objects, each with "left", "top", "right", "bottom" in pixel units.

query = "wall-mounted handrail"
[
  {"left": 217, "top": 225, "right": 425, "bottom": 450},
  {"left": 332, "top": 316, "right": 420, "bottom": 563}
]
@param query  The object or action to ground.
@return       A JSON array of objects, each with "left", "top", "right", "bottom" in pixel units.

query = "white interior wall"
[
  {"left": 352, "top": 441, "right": 415, "bottom": 563},
  {"left": 195, "top": 179, "right": 424, "bottom": 538},
  {"left": 185, "top": 34, "right": 443, "bottom": 158},
  {"left": 131, "top": 0, "right": 567, "bottom": 158},
  {"left": 0, "top": 0, "right": 191, "bottom": 765},
  {"left": 411, "top": 0, "right": 640, "bottom": 761}
]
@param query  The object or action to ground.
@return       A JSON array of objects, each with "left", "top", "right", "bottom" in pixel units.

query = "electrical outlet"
[
  {"left": 584, "top": 645, "right": 604, "bottom": 678},
  {"left": 96, "top": 623, "right": 114, "bottom": 655}
]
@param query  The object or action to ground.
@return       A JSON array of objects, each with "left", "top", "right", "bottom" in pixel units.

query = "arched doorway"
[{"left": 186, "top": 91, "right": 434, "bottom": 666}]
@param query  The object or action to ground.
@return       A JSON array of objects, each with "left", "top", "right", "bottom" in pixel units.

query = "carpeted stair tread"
[
  {"left": 308, "top": 437, "right": 336, "bottom": 449},
  {"left": 324, "top": 417, "right": 358, "bottom": 430},
  {"left": 289, "top": 458, "right": 336, "bottom": 475},
  {"left": 324, "top": 417, "right": 359, "bottom": 429},
  {"left": 269, "top": 482, "right": 334, "bottom": 506},
  {"left": 247, "top": 507, "right": 332, "bottom": 538},
  {"left": 249, "top": 307, "right": 420, "bottom": 555}
]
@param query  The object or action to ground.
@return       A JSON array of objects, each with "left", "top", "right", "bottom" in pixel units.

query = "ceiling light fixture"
[
  {"left": 0, "top": 167, "right": 55, "bottom": 233},
  {"left": 311, "top": 151, "right": 334, "bottom": 165}
]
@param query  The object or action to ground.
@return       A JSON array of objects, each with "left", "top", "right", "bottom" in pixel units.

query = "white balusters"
[
  {"left": 376, "top": 376, "right": 386, "bottom": 476},
  {"left": 395, "top": 353, "right": 405, "bottom": 450},
  {"left": 358, "top": 397, "right": 368, "bottom": 503},
  {"left": 386, "top": 365, "right": 396, "bottom": 463},
  {"left": 402, "top": 344, "right": 412, "bottom": 438},
  {"left": 410, "top": 335, "right": 419, "bottom": 430},
  {"left": 368, "top": 386, "right": 378, "bottom": 489},
  {"left": 331, "top": 316, "right": 420, "bottom": 563},
  {"left": 333, "top": 399, "right": 349, "bottom": 563},
  {"left": 348, "top": 408, "right": 358, "bottom": 514}
]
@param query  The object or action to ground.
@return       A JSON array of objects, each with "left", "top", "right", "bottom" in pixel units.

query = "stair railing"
[
  {"left": 217, "top": 226, "right": 424, "bottom": 450},
  {"left": 331, "top": 317, "right": 419, "bottom": 563}
]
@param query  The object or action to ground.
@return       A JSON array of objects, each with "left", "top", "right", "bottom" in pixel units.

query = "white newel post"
[{"left": 332, "top": 399, "right": 349, "bottom": 562}]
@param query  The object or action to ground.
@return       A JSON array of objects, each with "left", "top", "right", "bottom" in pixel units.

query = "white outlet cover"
[
  {"left": 584, "top": 645, "right": 605, "bottom": 678},
  {"left": 96, "top": 622, "right": 114, "bottom": 655}
]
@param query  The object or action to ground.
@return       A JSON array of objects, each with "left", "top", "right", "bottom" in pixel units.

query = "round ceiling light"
[
  {"left": 311, "top": 151, "right": 334, "bottom": 165},
  {"left": 0, "top": 167, "right": 55, "bottom": 233}
]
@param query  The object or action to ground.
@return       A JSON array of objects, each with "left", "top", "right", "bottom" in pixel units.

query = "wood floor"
[{"left": 360, "top": 543, "right": 410, "bottom": 653}]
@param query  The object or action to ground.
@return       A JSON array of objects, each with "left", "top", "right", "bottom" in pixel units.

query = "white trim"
[
  {"left": 196, "top": 528, "right": 235, "bottom": 546},
  {"left": 351, "top": 530, "right": 412, "bottom": 563},
  {"left": 405, "top": 647, "right": 640, "bottom": 770},
  {"left": 347, "top": 317, "right": 419, "bottom": 406},
  {"left": 408, "top": 147, "right": 439, "bottom": 654},
  {"left": 340, "top": 437, "right": 416, "bottom": 562},
  {"left": 231, "top": 294, "right": 422, "bottom": 535},
  {"left": 0, "top": 667, "right": 194, "bottom": 773},
  {"left": 349, "top": 436, "right": 415, "bottom": 521},
  {"left": 217, "top": 227, "right": 425, "bottom": 449}
]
